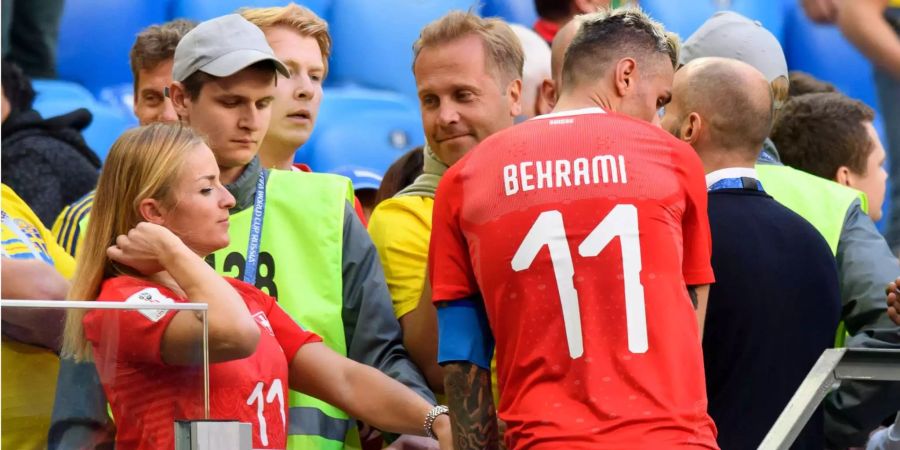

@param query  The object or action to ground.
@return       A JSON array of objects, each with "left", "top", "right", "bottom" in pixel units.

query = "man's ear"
[
  {"left": 138, "top": 198, "right": 167, "bottom": 225},
  {"left": 506, "top": 78, "right": 523, "bottom": 118},
  {"left": 168, "top": 82, "right": 190, "bottom": 121},
  {"left": 681, "top": 112, "right": 703, "bottom": 145},
  {"left": 614, "top": 58, "right": 638, "bottom": 98},
  {"left": 536, "top": 79, "right": 556, "bottom": 116},
  {"left": 573, "top": 0, "right": 603, "bottom": 13},
  {"left": 835, "top": 166, "right": 853, "bottom": 186}
]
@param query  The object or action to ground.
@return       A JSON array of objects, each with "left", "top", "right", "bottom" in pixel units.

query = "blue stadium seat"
[
  {"left": 31, "top": 79, "right": 95, "bottom": 106},
  {"left": 56, "top": 0, "right": 169, "bottom": 94},
  {"left": 782, "top": 1, "right": 879, "bottom": 112},
  {"left": 328, "top": 0, "right": 481, "bottom": 100},
  {"left": 297, "top": 86, "right": 424, "bottom": 174},
  {"left": 98, "top": 83, "right": 136, "bottom": 119},
  {"left": 638, "top": 0, "right": 787, "bottom": 43},
  {"left": 170, "top": 0, "right": 332, "bottom": 23},
  {"left": 32, "top": 99, "right": 137, "bottom": 161},
  {"left": 482, "top": 0, "right": 537, "bottom": 27}
]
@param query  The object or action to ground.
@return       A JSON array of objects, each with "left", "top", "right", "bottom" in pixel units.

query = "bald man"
[
  {"left": 661, "top": 58, "right": 842, "bottom": 450},
  {"left": 537, "top": 18, "right": 579, "bottom": 115}
]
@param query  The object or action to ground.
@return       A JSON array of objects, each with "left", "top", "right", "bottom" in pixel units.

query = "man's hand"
[
  {"left": 887, "top": 278, "right": 900, "bottom": 325},
  {"left": 802, "top": 0, "right": 839, "bottom": 23}
]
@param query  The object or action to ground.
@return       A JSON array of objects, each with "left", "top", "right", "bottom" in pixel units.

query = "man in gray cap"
[
  {"left": 680, "top": 11, "right": 900, "bottom": 449},
  {"left": 49, "top": 14, "right": 438, "bottom": 450}
]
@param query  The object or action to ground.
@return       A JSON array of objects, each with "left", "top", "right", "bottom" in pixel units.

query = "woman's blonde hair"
[{"left": 62, "top": 123, "right": 205, "bottom": 361}]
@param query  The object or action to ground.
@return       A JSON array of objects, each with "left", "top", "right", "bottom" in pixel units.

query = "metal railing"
[
  {"left": 759, "top": 348, "right": 900, "bottom": 449},
  {"left": 0, "top": 299, "right": 211, "bottom": 417}
]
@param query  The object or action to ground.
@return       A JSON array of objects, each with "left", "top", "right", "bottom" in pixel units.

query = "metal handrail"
[
  {"left": 0, "top": 299, "right": 208, "bottom": 310},
  {"left": 758, "top": 348, "right": 900, "bottom": 449},
  {"left": 1, "top": 299, "right": 211, "bottom": 417}
]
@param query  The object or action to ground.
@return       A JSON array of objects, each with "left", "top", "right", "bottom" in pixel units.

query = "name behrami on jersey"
[{"left": 430, "top": 108, "right": 718, "bottom": 449}]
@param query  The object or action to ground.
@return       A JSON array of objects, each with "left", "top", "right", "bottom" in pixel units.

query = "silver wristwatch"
[{"left": 424, "top": 404, "right": 450, "bottom": 439}]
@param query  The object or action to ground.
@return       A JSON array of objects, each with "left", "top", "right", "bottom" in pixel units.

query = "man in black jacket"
[
  {"left": 661, "top": 57, "right": 843, "bottom": 450},
  {"left": 1, "top": 61, "right": 100, "bottom": 226}
]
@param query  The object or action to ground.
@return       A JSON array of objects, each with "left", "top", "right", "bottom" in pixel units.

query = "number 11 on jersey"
[{"left": 512, "top": 205, "right": 648, "bottom": 359}]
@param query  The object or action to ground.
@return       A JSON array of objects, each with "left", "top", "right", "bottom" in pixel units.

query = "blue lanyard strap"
[
  {"left": 244, "top": 169, "right": 269, "bottom": 285},
  {"left": 708, "top": 177, "right": 765, "bottom": 192}
]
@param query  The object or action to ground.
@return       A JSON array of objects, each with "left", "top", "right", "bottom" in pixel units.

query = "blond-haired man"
[
  {"left": 367, "top": 10, "right": 522, "bottom": 395},
  {"left": 240, "top": 5, "right": 437, "bottom": 449}
]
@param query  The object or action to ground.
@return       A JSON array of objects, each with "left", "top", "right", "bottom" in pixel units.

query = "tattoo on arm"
[
  {"left": 444, "top": 362, "right": 499, "bottom": 450},
  {"left": 688, "top": 286, "right": 698, "bottom": 310}
]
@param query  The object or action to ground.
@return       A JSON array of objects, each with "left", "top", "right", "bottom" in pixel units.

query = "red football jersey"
[
  {"left": 84, "top": 276, "right": 321, "bottom": 450},
  {"left": 430, "top": 108, "right": 718, "bottom": 449}
]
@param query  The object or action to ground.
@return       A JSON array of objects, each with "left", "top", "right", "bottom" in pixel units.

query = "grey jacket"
[{"left": 759, "top": 142, "right": 900, "bottom": 447}]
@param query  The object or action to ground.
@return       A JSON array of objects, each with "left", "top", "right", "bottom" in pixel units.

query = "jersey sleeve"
[
  {"left": 429, "top": 167, "right": 479, "bottom": 303},
  {"left": 367, "top": 197, "right": 431, "bottom": 318},
  {"left": 248, "top": 285, "right": 323, "bottom": 363},
  {"left": 676, "top": 143, "right": 715, "bottom": 285},
  {"left": 83, "top": 278, "right": 182, "bottom": 365}
]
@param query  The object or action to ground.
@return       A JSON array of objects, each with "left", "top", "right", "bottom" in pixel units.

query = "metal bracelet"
[{"left": 424, "top": 404, "right": 449, "bottom": 439}]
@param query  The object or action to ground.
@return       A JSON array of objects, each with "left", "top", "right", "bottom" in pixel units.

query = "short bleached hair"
[{"left": 563, "top": 7, "right": 680, "bottom": 90}]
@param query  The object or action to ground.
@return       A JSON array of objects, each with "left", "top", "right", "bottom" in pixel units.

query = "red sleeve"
[
  {"left": 428, "top": 166, "right": 479, "bottom": 303},
  {"left": 83, "top": 277, "right": 183, "bottom": 365},
  {"left": 675, "top": 143, "right": 715, "bottom": 285},
  {"left": 234, "top": 281, "right": 322, "bottom": 363},
  {"left": 353, "top": 196, "right": 368, "bottom": 227}
]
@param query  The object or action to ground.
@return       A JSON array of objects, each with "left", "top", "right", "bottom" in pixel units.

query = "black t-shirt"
[{"left": 703, "top": 187, "right": 842, "bottom": 450}]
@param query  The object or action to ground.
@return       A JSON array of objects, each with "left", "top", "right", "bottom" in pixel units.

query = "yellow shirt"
[
  {"left": 2, "top": 184, "right": 74, "bottom": 450},
  {"left": 367, "top": 196, "right": 434, "bottom": 319},
  {"left": 368, "top": 196, "right": 501, "bottom": 405}
]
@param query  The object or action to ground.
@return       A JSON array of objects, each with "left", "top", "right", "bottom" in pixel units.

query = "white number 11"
[{"left": 511, "top": 205, "right": 647, "bottom": 358}]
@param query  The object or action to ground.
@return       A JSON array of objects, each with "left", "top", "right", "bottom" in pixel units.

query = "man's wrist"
[{"left": 424, "top": 404, "right": 450, "bottom": 439}]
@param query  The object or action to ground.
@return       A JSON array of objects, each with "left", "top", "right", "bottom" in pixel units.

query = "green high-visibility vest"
[
  {"left": 756, "top": 163, "right": 868, "bottom": 347},
  {"left": 756, "top": 164, "right": 867, "bottom": 254},
  {"left": 209, "top": 169, "right": 359, "bottom": 450}
]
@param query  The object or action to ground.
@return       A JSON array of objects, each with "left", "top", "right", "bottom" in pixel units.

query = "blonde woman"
[{"left": 62, "top": 123, "right": 451, "bottom": 450}]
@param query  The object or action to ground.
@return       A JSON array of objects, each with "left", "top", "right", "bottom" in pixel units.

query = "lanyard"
[
  {"left": 244, "top": 169, "right": 269, "bottom": 285},
  {"left": 1, "top": 210, "right": 54, "bottom": 264},
  {"left": 708, "top": 177, "right": 764, "bottom": 192}
]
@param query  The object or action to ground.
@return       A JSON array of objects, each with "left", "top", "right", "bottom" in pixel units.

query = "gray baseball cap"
[
  {"left": 172, "top": 14, "right": 289, "bottom": 82},
  {"left": 680, "top": 11, "right": 788, "bottom": 82}
]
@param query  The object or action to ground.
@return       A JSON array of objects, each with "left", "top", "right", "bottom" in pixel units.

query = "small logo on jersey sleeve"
[
  {"left": 124, "top": 288, "right": 175, "bottom": 322},
  {"left": 252, "top": 311, "right": 275, "bottom": 336}
]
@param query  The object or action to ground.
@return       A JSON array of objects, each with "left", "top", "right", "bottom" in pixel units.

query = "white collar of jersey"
[
  {"left": 705, "top": 167, "right": 759, "bottom": 188},
  {"left": 531, "top": 106, "right": 606, "bottom": 121}
]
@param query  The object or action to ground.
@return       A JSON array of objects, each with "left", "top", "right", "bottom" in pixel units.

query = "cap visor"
[{"left": 199, "top": 49, "right": 290, "bottom": 78}]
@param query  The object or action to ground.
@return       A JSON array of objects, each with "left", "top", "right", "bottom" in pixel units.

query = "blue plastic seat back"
[
  {"left": 482, "top": 0, "right": 537, "bottom": 26},
  {"left": 98, "top": 83, "right": 137, "bottom": 120},
  {"left": 31, "top": 99, "right": 137, "bottom": 162},
  {"left": 328, "top": 0, "right": 481, "bottom": 100},
  {"left": 297, "top": 87, "right": 424, "bottom": 174},
  {"left": 782, "top": 1, "right": 879, "bottom": 112},
  {"left": 170, "top": 0, "right": 332, "bottom": 23},
  {"left": 31, "top": 79, "right": 96, "bottom": 105},
  {"left": 56, "top": 0, "right": 169, "bottom": 94},
  {"left": 638, "top": 0, "right": 787, "bottom": 43}
]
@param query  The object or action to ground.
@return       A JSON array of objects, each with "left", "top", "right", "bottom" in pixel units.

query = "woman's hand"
[{"left": 107, "top": 222, "right": 185, "bottom": 274}]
